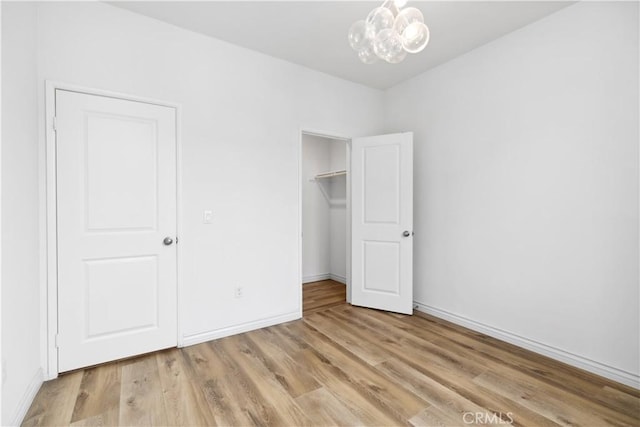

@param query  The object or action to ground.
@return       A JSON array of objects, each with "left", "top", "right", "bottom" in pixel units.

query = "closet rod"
[{"left": 314, "top": 170, "right": 347, "bottom": 179}]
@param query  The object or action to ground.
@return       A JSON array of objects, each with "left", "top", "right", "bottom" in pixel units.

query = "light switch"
[{"left": 203, "top": 210, "right": 213, "bottom": 224}]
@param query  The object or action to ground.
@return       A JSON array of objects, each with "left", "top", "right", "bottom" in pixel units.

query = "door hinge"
[
  {"left": 52, "top": 116, "right": 58, "bottom": 132},
  {"left": 175, "top": 236, "right": 179, "bottom": 244}
]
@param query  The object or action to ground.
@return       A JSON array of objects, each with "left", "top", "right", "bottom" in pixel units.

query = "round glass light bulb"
[
  {"left": 394, "top": 7, "right": 424, "bottom": 35},
  {"left": 366, "top": 7, "right": 395, "bottom": 35},
  {"left": 385, "top": 2, "right": 400, "bottom": 17},
  {"left": 373, "top": 28, "right": 405, "bottom": 62},
  {"left": 386, "top": 48, "right": 408, "bottom": 64},
  {"left": 358, "top": 41, "right": 379, "bottom": 64},
  {"left": 348, "top": 20, "right": 374, "bottom": 51},
  {"left": 401, "top": 22, "right": 430, "bottom": 53}
]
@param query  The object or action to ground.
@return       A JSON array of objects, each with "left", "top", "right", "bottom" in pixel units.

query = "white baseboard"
[
  {"left": 302, "top": 274, "right": 331, "bottom": 284},
  {"left": 181, "top": 311, "right": 300, "bottom": 347},
  {"left": 9, "top": 367, "right": 43, "bottom": 426},
  {"left": 330, "top": 274, "right": 346, "bottom": 284},
  {"left": 414, "top": 302, "right": 640, "bottom": 389},
  {"left": 302, "top": 274, "right": 346, "bottom": 284}
]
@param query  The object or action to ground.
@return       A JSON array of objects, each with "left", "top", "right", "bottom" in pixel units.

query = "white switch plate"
[{"left": 203, "top": 210, "right": 213, "bottom": 224}]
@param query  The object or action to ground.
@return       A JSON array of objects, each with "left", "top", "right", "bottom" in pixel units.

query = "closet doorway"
[{"left": 301, "top": 131, "right": 350, "bottom": 315}]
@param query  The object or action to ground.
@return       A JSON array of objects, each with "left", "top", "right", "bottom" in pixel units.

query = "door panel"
[
  {"left": 351, "top": 133, "right": 413, "bottom": 314},
  {"left": 363, "top": 241, "right": 400, "bottom": 294},
  {"left": 364, "top": 144, "right": 400, "bottom": 224},
  {"left": 84, "top": 255, "right": 159, "bottom": 339},
  {"left": 56, "top": 90, "right": 177, "bottom": 372},
  {"left": 85, "top": 114, "right": 158, "bottom": 231}
]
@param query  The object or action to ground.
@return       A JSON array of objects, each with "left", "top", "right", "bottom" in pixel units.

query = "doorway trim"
[
  {"left": 298, "top": 128, "right": 352, "bottom": 316},
  {"left": 43, "top": 81, "right": 183, "bottom": 379}
]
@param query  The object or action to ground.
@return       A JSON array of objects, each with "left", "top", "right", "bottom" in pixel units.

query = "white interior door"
[
  {"left": 56, "top": 90, "right": 177, "bottom": 372},
  {"left": 351, "top": 132, "right": 413, "bottom": 314}
]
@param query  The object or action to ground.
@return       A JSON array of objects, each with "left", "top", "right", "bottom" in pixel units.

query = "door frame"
[
  {"left": 298, "top": 128, "right": 352, "bottom": 315},
  {"left": 43, "top": 81, "right": 183, "bottom": 379}
]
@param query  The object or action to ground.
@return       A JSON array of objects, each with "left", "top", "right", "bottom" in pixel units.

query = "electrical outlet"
[{"left": 235, "top": 287, "right": 243, "bottom": 298}]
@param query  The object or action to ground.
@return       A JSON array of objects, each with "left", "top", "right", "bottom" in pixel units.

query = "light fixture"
[{"left": 348, "top": 0, "right": 430, "bottom": 64}]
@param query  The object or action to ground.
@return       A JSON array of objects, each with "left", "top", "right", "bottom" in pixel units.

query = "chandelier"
[{"left": 348, "top": 0, "right": 430, "bottom": 64}]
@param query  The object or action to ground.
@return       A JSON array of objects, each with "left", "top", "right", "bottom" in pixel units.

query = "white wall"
[
  {"left": 35, "top": 2, "right": 384, "bottom": 347},
  {"left": 1, "top": 2, "right": 43, "bottom": 424},
  {"left": 385, "top": 1, "right": 639, "bottom": 386},
  {"left": 302, "top": 135, "right": 331, "bottom": 282}
]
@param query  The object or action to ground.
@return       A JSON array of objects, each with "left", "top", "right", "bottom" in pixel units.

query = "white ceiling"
[{"left": 110, "top": 1, "right": 573, "bottom": 90}]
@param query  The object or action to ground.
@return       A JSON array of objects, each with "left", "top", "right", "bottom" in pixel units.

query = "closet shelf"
[
  {"left": 314, "top": 170, "right": 346, "bottom": 179},
  {"left": 311, "top": 169, "right": 347, "bottom": 206}
]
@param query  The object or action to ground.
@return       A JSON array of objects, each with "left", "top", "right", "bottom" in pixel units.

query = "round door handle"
[
  {"left": 163, "top": 237, "right": 174, "bottom": 246},
  {"left": 403, "top": 230, "right": 411, "bottom": 237}
]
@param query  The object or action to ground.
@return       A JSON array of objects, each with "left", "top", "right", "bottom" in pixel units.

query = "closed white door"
[
  {"left": 351, "top": 132, "right": 413, "bottom": 314},
  {"left": 56, "top": 90, "right": 177, "bottom": 372}
]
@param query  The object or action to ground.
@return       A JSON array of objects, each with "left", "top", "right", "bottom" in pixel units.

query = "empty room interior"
[{"left": 1, "top": 0, "right": 639, "bottom": 426}]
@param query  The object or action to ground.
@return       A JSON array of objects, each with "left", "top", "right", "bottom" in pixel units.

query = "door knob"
[
  {"left": 402, "top": 231, "right": 412, "bottom": 237},
  {"left": 163, "top": 237, "right": 174, "bottom": 246}
]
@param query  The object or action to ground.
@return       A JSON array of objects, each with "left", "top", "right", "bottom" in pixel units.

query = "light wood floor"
[
  {"left": 24, "top": 280, "right": 639, "bottom": 426},
  {"left": 303, "top": 280, "right": 346, "bottom": 315}
]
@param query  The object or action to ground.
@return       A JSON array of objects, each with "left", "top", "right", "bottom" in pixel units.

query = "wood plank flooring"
[
  {"left": 303, "top": 280, "right": 346, "bottom": 315},
  {"left": 23, "top": 281, "right": 639, "bottom": 426}
]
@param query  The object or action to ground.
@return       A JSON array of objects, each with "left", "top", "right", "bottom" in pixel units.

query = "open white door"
[
  {"left": 56, "top": 90, "right": 177, "bottom": 372},
  {"left": 351, "top": 132, "right": 413, "bottom": 314}
]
